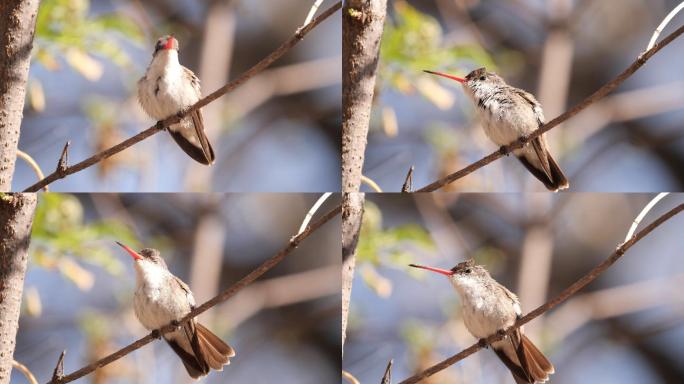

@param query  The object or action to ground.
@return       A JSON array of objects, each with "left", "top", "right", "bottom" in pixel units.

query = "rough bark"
[
  {"left": 0, "top": 0, "right": 40, "bottom": 191},
  {"left": 341, "top": 0, "right": 387, "bottom": 193},
  {"left": 341, "top": 192, "right": 364, "bottom": 355},
  {"left": 0, "top": 193, "right": 37, "bottom": 383}
]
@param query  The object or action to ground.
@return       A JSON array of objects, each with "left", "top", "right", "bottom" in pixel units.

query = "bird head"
[{"left": 153, "top": 35, "right": 179, "bottom": 56}]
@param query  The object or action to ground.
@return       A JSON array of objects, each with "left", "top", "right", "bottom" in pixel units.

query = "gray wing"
[
  {"left": 173, "top": 275, "right": 196, "bottom": 307},
  {"left": 512, "top": 88, "right": 545, "bottom": 125},
  {"left": 511, "top": 88, "right": 553, "bottom": 179},
  {"left": 183, "top": 66, "right": 201, "bottom": 95},
  {"left": 172, "top": 66, "right": 214, "bottom": 165}
]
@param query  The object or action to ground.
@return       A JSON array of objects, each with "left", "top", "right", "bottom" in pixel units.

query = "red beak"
[
  {"left": 116, "top": 241, "right": 142, "bottom": 261},
  {"left": 164, "top": 36, "right": 175, "bottom": 50},
  {"left": 409, "top": 263, "right": 454, "bottom": 276},
  {"left": 423, "top": 70, "right": 465, "bottom": 83}
]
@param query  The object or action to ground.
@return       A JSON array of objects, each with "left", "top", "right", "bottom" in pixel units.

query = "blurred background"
[
  {"left": 13, "top": 0, "right": 341, "bottom": 192},
  {"left": 12, "top": 193, "right": 341, "bottom": 383},
  {"left": 363, "top": 0, "right": 684, "bottom": 192},
  {"left": 344, "top": 193, "right": 684, "bottom": 383}
]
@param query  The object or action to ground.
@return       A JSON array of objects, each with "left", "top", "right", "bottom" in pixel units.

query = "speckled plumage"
[
  {"left": 138, "top": 36, "right": 215, "bottom": 165},
  {"left": 130, "top": 247, "right": 235, "bottom": 379},
  {"left": 415, "top": 260, "right": 554, "bottom": 384},
  {"left": 435, "top": 67, "right": 569, "bottom": 191}
]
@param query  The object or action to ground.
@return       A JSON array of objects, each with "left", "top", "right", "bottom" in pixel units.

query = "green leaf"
[
  {"left": 33, "top": 0, "right": 144, "bottom": 79},
  {"left": 31, "top": 194, "right": 141, "bottom": 284},
  {"left": 379, "top": 1, "right": 497, "bottom": 98}
]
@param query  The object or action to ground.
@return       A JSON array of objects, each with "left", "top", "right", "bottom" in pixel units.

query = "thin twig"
[
  {"left": 624, "top": 193, "right": 669, "bottom": 243},
  {"left": 13, "top": 360, "right": 38, "bottom": 384},
  {"left": 342, "top": 370, "right": 361, "bottom": 384},
  {"left": 56, "top": 142, "right": 69, "bottom": 174},
  {"left": 381, "top": 359, "right": 393, "bottom": 384},
  {"left": 361, "top": 174, "right": 383, "bottom": 192},
  {"left": 415, "top": 24, "right": 684, "bottom": 192},
  {"left": 645, "top": 1, "right": 684, "bottom": 52},
  {"left": 23, "top": 1, "right": 342, "bottom": 192},
  {"left": 48, "top": 205, "right": 342, "bottom": 384},
  {"left": 15, "top": 150, "right": 47, "bottom": 191},
  {"left": 296, "top": 192, "right": 333, "bottom": 236},
  {"left": 50, "top": 351, "right": 65, "bottom": 382},
  {"left": 398, "top": 203, "right": 684, "bottom": 384},
  {"left": 401, "top": 166, "right": 414, "bottom": 193},
  {"left": 303, "top": 0, "right": 326, "bottom": 26}
]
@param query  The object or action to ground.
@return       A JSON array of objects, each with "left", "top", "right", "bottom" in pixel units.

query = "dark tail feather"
[
  {"left": 167, "top": 111, "right": 215, "bottom": 165},
  {"left": 516, "top": 152, "right": 569, "bottom": 192},
  {"left": 493, "top": 347, "right": 532, "bottom": 383},
  {"left": 166, "top": 338, "right": 209, "bottom": 379},
  {"left": 546, "top": 153, "right": 569, "bottom": 191}
]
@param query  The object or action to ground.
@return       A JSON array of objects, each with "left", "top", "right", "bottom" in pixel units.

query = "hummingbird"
[
  {"left": 424, "top": 67, "right": 569, "bottom": 192},
  {"left": 117, "top": 242, "right": 235, "bottom": 379},
  {"left": 409, "top": 259, "right": 554, "bottom": 384},
  {"left": 138, "top": 35, "right": 215, "bottom": 165}
]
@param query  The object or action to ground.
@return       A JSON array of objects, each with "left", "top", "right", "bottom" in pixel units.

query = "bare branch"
[
  {"left": 303, "top": 0, "right": 326, "bottom": 26},
  {"left": 56, "top": 142, "right": 69, "bottom": 174},
  {"left": 381, "top": 359, "right": 393, "bottom": 384},
  {"left": 23, "top": 1, "right": 342, "bottom": 192},
  {"left": 415, "top": 24, "right": 684, "bottom": 192},
  {"left": 13, "top": 359, "right": 38, "bottom": 384},
  {"left": 16, "top": 150, "right": 47, "bottom": 191},
  {"left": 343, "top": 370, "right": 361, "bottom": 384},
  {"left": 48, "top": 204, "right": 341, "bottom": 384},
  {"left": 645, "top": 1, "right": 684, "bottom": 52},
  {"left": 401, "top": 166, "right": 414, "bottom": 193},
  {"left": 624, "top": 193, "right": 669, "bottom": 243},
  {"left": 296, "top": 192, "right": 333, "bottom": 236},
  {"left": 398, "top": 203, "right": 684, "bottom": 384},
  {"left": 50, "top": 351, "right": 65, "bottom": 382},
  {"left": 361, "top": 174, "right": 383, "bottom": 192}
]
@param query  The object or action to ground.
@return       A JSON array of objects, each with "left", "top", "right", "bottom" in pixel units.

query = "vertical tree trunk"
[
  {"left": 0, "top": 0, "right": 40, "bottom": 191},
  {"left": 341, "top": 0, "right": 387, "bottom": 193},
  {"left": 0, "top": 193, "right": 37, "bottom": 384},
  {"left": 341, "top": 192, "right": 364, "bottom": 355}
]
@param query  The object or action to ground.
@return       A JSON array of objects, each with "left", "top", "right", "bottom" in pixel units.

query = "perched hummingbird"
[
  {"left": 425, "top": 67, "right": 569, "bottom": 191},
  {"left": 409, "top": 259, "right": 554, "bottom": 384},
  {"left": 138, "top": 35, "right": 215, "bottom": 165},
  {"left": 117, "top": 242, "right": 235, "bottom": 379}
]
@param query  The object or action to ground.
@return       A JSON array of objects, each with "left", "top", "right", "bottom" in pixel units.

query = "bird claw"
[
  {"left": 151, "top": 329, "right": 162, "bottom": 340},
  {"left": 155, "top": 121, "right": 166, "bottom": 131},
  {"left": 176, "top": 108, "right": 189, "bottom": 120},
  {"left": 170, "top": 320, "right": 182, "bottom": 330},
  {"left": 478, "top": 338, "right": 489, "bottom": 349},
  {"left": 517, "top": 135, "right": 530, "bottom": 146},
  {"left": 499, "top": 145, "right": 511, "bottom": 156},
  {"left": 496, "top": 329, "right": 508, "bottom": 339}
]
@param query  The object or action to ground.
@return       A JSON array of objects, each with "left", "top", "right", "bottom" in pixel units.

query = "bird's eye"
[
  {"left": 479, "top": 76, "right": 485, "bottom": 81},
  {"left": 464, "top": 268, "right": 472, "bottom": 274}
]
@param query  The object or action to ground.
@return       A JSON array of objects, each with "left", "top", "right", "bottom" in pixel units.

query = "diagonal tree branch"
[
  {"left": 47, "top": 203, "right": 342, "bottom": 384},
  {"left": 398, "top": 203, "right": 684, "bottom": 384},
  {"left": 415, "top": 24, "right": 684, "bottom": 192},
  {"left": 23, "top": 1, "right": 342, "bottom": 192}
]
